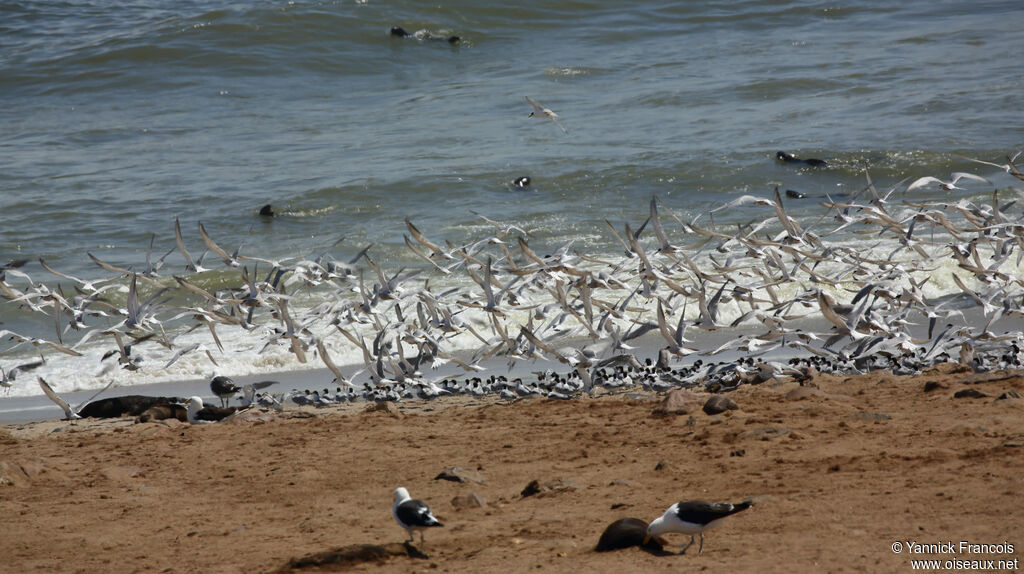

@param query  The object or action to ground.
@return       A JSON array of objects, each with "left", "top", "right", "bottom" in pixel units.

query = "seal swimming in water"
[
  {"left": 776, "top": 151, "right": 828, "bottom": 168},
  {"left": 390, "top": 26, "right": 460, "bottom": 44},
  {"left": 259, "top": 204, "right": 275, "bottom": 217},
  {"left": 512, "top": 176, "right": 531, "bottom": 190}
]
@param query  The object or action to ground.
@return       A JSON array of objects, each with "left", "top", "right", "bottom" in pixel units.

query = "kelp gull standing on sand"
[
  {"left": 209, "top": 375, "right": 240, "bottom": 407},
  {"left": 392, "top": 487, "right": 443, "bottom": 546},
  {"left": 644, "top": 499, "right": 753, "bottom": 553}
]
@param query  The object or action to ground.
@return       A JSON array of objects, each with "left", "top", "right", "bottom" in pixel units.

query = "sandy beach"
[{"left": 3, "top": 363, "right": 1022, "bottom": 573}]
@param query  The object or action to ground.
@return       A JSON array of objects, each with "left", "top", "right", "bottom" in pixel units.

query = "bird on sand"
[
  {"left": 644, "top": 499, "right": 753, "bottom": 553},
  {"left": 184, "top": 396, "right": 237, "bottom": 423},
  {"left": 525, "top": 96, "right": 568, "bottom": 134},
  {"left": 209, "top": 375, "right": 240, "bottom": 407},
  {"left": 393, "top": 487, "right": 443, "bottom": 547}
]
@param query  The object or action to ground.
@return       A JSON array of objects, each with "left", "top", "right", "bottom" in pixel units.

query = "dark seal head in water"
[
  {"left": 390, "top": 25, "right": 460, "bottom": 44},
  {"left": 513, "top": 176, "right": 531, "bottom": 190},
  {"left": 776, "top": 150, "right": 828, "bottom": 168},
  {"left": 259, "top": 204, "right": 275, "bottom": 217}
]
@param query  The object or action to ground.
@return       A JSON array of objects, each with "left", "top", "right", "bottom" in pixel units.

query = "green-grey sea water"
[{"left": 2, "top": 0, "right": 1023, "bottom": 398}]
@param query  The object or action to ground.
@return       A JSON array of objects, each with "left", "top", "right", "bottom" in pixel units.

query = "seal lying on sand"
[
  {"left": 135, "top": 404, "right": 187, "bottom": 423},
  {"left": 595, "top": 517, "right": 667, "bottom": 553},
  {"left": 776, "top": 150, "right": 828, "bottom": 168},
  {"left": 78, "top": 395, "right": 186, "bottom": 419}
]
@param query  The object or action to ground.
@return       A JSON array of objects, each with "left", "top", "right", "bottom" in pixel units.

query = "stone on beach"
[
  {"left": 651, "top": 389, "right": 702, "bottom": 416},
  {"left": 703, "top": 395, "right": 738, "bottom": 415},
  {"left": 521, "top": 478, "right": 580, "bottom": 498},
  {"left": 434, "top": 466, "right": 486, "bottom": 484},
  {"left": 450, "top": 492, "right": 487, "bottom": 509},
  {"left": 953, "top": 388, "right": 987, "bottom": 399},
  {"left": 364, "top": 401, "right": 403, "bottom": 418}
]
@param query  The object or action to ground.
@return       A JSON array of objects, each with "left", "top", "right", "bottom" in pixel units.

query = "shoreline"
[
  {"left": 6, "top": 309, "right": 1023, "bottom": 426},
  {"left": 0, "top": 325, "right": 770, "bottom": 424}
]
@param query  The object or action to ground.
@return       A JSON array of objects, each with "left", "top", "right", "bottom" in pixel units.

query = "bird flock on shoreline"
[{"left": 4, "top": 153, "right": 1024, "bottom": 407}]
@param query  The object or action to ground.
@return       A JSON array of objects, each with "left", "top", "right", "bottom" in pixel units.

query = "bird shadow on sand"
[{"left": 276, "top": 541, "right": 429, "bottom": 572}]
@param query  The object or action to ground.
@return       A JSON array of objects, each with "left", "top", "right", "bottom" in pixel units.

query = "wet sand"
[{"left": 2, "top": 363, "right": 1023, "bottom": 573}]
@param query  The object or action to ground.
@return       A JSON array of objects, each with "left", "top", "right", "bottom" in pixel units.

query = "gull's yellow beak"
[{"left": 642, "top": 535, "right": 651, "bottom": 545}]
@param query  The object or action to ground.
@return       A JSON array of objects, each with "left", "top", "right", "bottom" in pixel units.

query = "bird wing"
[
  {"left": 198, "top": 222, "right": 236, "bottom": 266},
  {"left": 164, "top": 342, "right": 200, "bottom": 369},
  {"left": 38, "top": 258, "right": 82, "bottom": 284},
  {"left": 649, "top": 197, "right": 672, "bottom": 251},
  {"left": 673, "top": 500, "right": 749, "bottom": 524},
  {"left": 87, "top": 252, "right": 131, "bottom": 275},
  {"left": 38, "top": 377, "right": 79, "bottom": 420},
  {"left": 174, "top": 275, "right": 218, "bottom": 302},
  {"left": 816, "top": 291, "right": 848, "bottom": 332},
  {"left": 405, "top": 218, "right": 445, "bottom": 257},
  {"left": 949, "top": 172, "right": 990, "bottom": 186},
  {"left": 174, "top": 217, "right": 200, "bottom": 271},
  {"left": 906, "top": 176, "right": 943, "bottom": 192},
  {"left": 396, "top": 500, "right": 438, "bottom": 527},
  {"left": 316, "top": 339, "right": 347, "bottom": 382}
]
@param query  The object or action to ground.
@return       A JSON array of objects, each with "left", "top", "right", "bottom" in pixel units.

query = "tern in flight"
[{"left": 525, "top": 96, "right": 568, "bottom": 134}]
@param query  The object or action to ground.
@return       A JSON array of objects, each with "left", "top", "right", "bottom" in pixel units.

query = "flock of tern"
[{"left": 3, "top": 154, "right": 1024, "bottom": 407}]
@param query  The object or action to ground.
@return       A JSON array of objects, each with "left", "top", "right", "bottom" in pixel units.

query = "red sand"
[{"left": 2, "top": 363, "right": 1022, "bottom": 573}]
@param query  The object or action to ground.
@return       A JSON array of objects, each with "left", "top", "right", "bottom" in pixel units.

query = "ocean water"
[{"left": 2, "top": 0, "right": 1024, "bottom": 400}]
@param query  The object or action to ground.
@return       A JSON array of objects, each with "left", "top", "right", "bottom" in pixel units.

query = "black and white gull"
[
  {"left": 392, "top": 487, "right": 443, "bottom": 547},
  {"left": 645, "top": 499, "right": 753, "bottom": 554}
]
